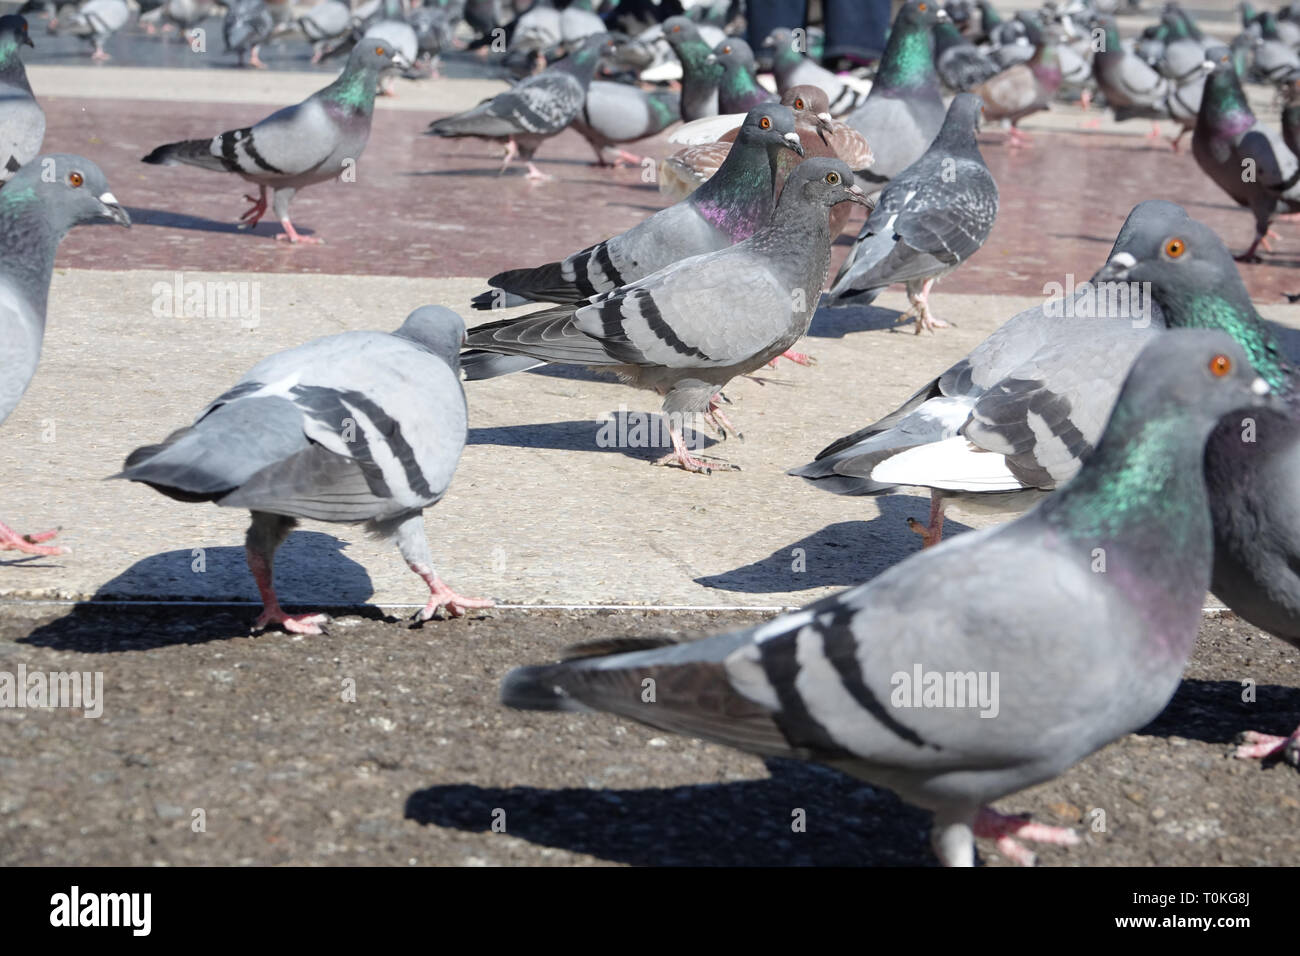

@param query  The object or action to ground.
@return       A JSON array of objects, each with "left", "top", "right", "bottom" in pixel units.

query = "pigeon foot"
[
  {"left": 0, "top": 520, "right": 64, "bottom": 556},
  {"left": 1234, "top": 727, "right": 1300, "bottom": 767},
  {"left": 275, "top": 218, "right": 323, "bottom": 244},
  {"left": 252, "top": 607, "right": 330, "bottom": 635},
  {"left": 654, "top": 426, "right": 739, "bottom": 474},
  {"left": 906, "top": 494, "right": 946, "bottom": 548},
  {"left": 769, "top": 349, "right": 815, "bottom": 367},
  {"left": 974, "top": 807, "right": 1080, "bottom": 866},
  {"left": 238, "top": 187, "right": 269, "bottom": 228},
  {"left": 409, "top": 564, "right": 494, "bottom": 621}
]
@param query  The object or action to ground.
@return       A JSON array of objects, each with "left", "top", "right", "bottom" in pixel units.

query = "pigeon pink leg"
[
  {"left": 248, "top": 45, "right": 266, "bottom": 69},
  {"left": 246, "top": 548, "right": 329, "bottom": 635},
  {"left": 974, "top": 807, "right": 1080, "bottom": 866},
  {"left": 906, "top": 494, "right": 946, "bottom": 548},
  {"left": 654, "top": 424, "right": 739, "bottom": 475},
  {"left": 275, "top": 217, "right": 324, "bottom": 244},
  {"left": 238, "top": 185, "right": 269, "bottom": 228},
  {"left": 905, "top": 278, "right": 948, "bottom": 333},
  {"left": 0, "top": 520, "right": 63, "bottom": 556},
  {"left": 408, "top": 563, "right": 494, "bottom": 620},
  {"left": 1235, "top": 726, "right": 1300, "bottom": 766}
]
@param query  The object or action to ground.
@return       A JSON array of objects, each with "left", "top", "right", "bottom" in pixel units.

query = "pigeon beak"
[
  {"left": 22, "top": 33, "right": 34, "bottom": 47},
  {"left": 936, "top": 8, "right": 949, "bottom": 21},
  {"left": 705, "top": 53, "right": 717, "bottom": 64},
  {"left": 1091, "top": 251, "right": 1136, "bottom": 283},
  {"left": 1251, "top": 377, "right": 1271, "bottom": 396},
  {"left": 783, "top": 131, "right": 805, "bottom": 156},
  {"left": 844, "top": 183, "right": 871, "bottom": 208},
  {"left": 392, "top": 52, "right": 412, "bottom": 70},
  {"left": 97, "top": 192, "right": 131, "bottom": 228},
  {"left": 814, "top": 112, "right": 834, "bottom": 143}
]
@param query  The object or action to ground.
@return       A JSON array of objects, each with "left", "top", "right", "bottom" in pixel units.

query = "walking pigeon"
[
  {"left": 143, "top": 41, "right": 410, "bottom": 244},
  {"left": 470, "top": 104, "right": 805, "bottom": 312},
  {"left": 1193, "top": 57, "right": 1300, "bottom": 261},
  {"left": 0, "top": 15, "right": 42, "bottom": 183},
  {"left": 463, "top": 158, "right": 870, "bottom": 474},
  {"left": 712, "top": 38, "right": 776, "bottom": 115},
  {"left": 761, "top": 26, "right": 870, "bottom": 116},
  {"left": 789, "top": 199, "right": 1186, "bottom": 545},
  {"left": 297, "top": 0, "right": 351, "bottom": 62},
  {"left": 503, "top": 328, "right": 1280, "bottom": 866},
  {"left": 661, "top": 15, "right": 724, "bottom": 120},
  {"left": 1091, "top": 15, "right": 1172, "bottom": 138},
  {"left": 54, "top": 0, "right": 129, "bottom": 61},
  {"left": 426, "top": 33, "right": 610, "bottom": 181},
  {"left": 224, "top": 0, "right": 274, "bottom": 69},
  {"left": 570, "top": 81, "right": 679, "bottom": 167},
  {"left": 0, "top": 154, "right": 129, "bottom": 556},
  {"left": 827, "top": 93, "right": 998, "bottom": 332},
  {"left": 845, "top": 0, "right": 947, "bottom": 188},
  {"left": 116, "top": 307, "right": 492, "bottom": 635}
]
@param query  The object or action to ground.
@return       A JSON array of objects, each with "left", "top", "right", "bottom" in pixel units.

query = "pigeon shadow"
[
  {"left": 1140, "top": 677, "right": 1300, "bottom": 749},
  {"left": 807, "top": 301, "right": 915, "bottom": 338},
  {"left": 467, "top": 413, "right": 720, "bottom": 460},
  {"left": 122, "top": 206, "right": 306, "bottom": 240},
  {"left": 404, "top": 758, "right": 936, "bottom": 866},
  {"left": 17, "top": 532, "right": 375, "bottom": 651},
  {"left": 695, "top": 502, "right": 974, "bottom": 595}
]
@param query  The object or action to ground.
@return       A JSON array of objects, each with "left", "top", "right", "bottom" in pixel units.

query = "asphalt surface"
[{"left": 0, "top": 605, "right": 1296, "bottom": 866}]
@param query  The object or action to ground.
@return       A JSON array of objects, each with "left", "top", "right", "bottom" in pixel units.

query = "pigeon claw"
[
  {"left": 412, "top": 580, "right": 495, "bottom": 623},
  {"left": 974, "top": 807, "right": 1080, "bottom": 867},
  {"left": 252, "top": 609, "right": 331, "bottom": 636},
  {"left": 1234, "top": 728, "right": 1300, "bottom": 767},
  {"left": 0, "top": 521, "right": 64, "bottom": 556}
]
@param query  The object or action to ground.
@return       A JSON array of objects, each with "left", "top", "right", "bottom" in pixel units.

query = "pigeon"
[
  {"left": 0, "top": 15, "right": 43, "bottom": 183},
  {"left": 139, "top": 0, "right": 213, "bottom": 35},
  {"left": 761, "top": 25, "right": 870, "bottom": 116},
  {"left": 711, "top": 37, "right": 776, "bottom": 115},
  {"left": 55, "top": 0, "right": 129, "bottom": 61},
  {"left": 470, "top": 104, "right": 805, "bottom": 312},
  {"left": 362, "top": 3, "right": 420, "bottom": 96},
  {"left": 298, "top": 0, "right": 353, "bottom": 63},
  {"left": 933, "top": 14, "right": 998, "bottom": 92},
  {"left": 827, "top": 93, "right": 998, "bottom": 333},
  {"left": 144, "top": 42, "right": 409, "bottom": 244},
  {"left": 570, "top": 80, "right": 679, "bottom": 167},
  {"left": 510, "top": 0, "right": 562, "bottom": 56},
  {"left": 426, "top": 33, "right": 610, "bottom": 180},
  {"left": 503, "top": 328, "right": 1281, "bottom": 866},
  {"left": 971, "top": 15, "right": 1061, "bottom": 148},
  {"left": 1192, "top": 57, "right": 1300, "bottom": 261},
  {"left": 560, "top": 0, "right": 605, "bottom": 47},
  {"left": 0, "top": 154, "right": 129, "bottom": 556},
  {"left": 408, "top": 2, "right": 457, "bottom": 66},
  {"left": 1091, "top": 15, "right": 1172, "bottom": 137},
  {"left": 790, "top": 199, "right": 1187, "bottom": 544},
  {"left": 661, "top": 15, "right": 724, "bottom": 120},
  {"left": 1097, "top": 206, "right": 1300, "bottom": 768},
  {"left": 845, "top": 0, "right": 947, "bottom": 189},
  {"left": 658, "top": 85, "right": 874, "bottom": 241},
  {"left": 1252, "top": 11, "right": 1300, "bottom": 83},
  {"left": 116, "top": 307, "right": 492, "bottom": 635},
  {"left": 224, "top": 0, "right": 274, "bottom": 69},
  {"left": 463, "top": 158, "right": 870, "bottom": 474}
]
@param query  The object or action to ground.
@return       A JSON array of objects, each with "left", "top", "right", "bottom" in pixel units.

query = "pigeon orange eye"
[
  {"left": 826, "top": 171, "right": 841, "bottom": 184},
  {"left": 794, "top": 98, "right": 805, "bottom": 109},
  {"left": 1209, "top": 354, "right": 1232, "bottom": 377},
  {"left": 375, "top": 46, "right": 385, "bottom": 56},
  {"left": 68, "top": 172, "right": 83, "bottom": 188},
  {"left": 671, "top": 25, "right": 680, "bottom": 32},
  {"left": 722, "top": 46, "right": 731, "bottom": 54},
  {"left": 918, "top": 2, "right": 928, "bottom": 10},
  {"left": 1165, "top": 238, "right": 1186, "bottom": 258},
  {"left": 760, "top": 116, "right": 771, "bottom": 129}
]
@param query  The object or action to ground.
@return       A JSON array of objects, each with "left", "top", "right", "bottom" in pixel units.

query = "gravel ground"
[{"left": 0, "top": 604, "right": 1296, "bottom": 867}]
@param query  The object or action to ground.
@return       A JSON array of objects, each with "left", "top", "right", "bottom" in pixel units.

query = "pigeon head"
[
  {"left": 351, "top": 39, "right": 411, "bottom": 73},
  {"left": 898, "top": 0, "right": 946, "bottom": 29},
  {"left": 0, "top": 14, "right": 34, "bottom": 55},
  {"left": 2, "top": 154, "right": 130, "bottom": 231},
  {"left": 709, "top": 37, "right": 758, "bottom": 71},
  {"left": 736, "top": 104, "right": 804, "bottom": 157},
  {"left": 780, "top": 157, "right": 871, "bottom": 210},
  {"left": 395, "top": 306, "right": 467, "bottom": 367},
  {"left": 937, "top": 92, "right": 985, "bottom": 143},
  {"left": 662, "top": 15, "right": 705, "bottom": 50},
  {"left": 781, "top": 85, "right": 835, "bottom": 140},
  {"left": 1108, "top": 200, "right": 1190, "bottom": 260}
]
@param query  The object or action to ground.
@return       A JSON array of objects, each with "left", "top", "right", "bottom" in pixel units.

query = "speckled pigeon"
[
  {"left": 504, "top": 328, "right": 1280, "bottom": 866},
  {"left": 426, "top": 33, "right": 610, "bottom": 180},
  {"left": 143, "top": 41, "right": 409, "bottom": 244},
  {"left": 0, "top": 15, "right": 42, "bottom": 182},
  {"left": 845, "top": 0, "right": 947, "bottom": 188},
  {"left": 828, "top": 94, "right": 997, "bottom": 332},
  {"left": 762, "top": 26, "right": 869, "bottom": 116},
  {"left": 1, "top": 154, "right": 129, "bottom": 556},
  {"left": 1193, "top": 57, "right": 1300, "bottom": 261},
  {"left": 116, "top": 307, "right": 491, "bottom": 635},
  {"left": 790, "top": 199, "right": 1186, "bottom": 545},
  {"left": 469, "top": 104, "right": 805, "bottom": 313},
  {"left": 463, "top": 159, "right": 870, "bottom": 474},
  {"left": 570, "top": 81, "right": 679, "bottom": 167}
]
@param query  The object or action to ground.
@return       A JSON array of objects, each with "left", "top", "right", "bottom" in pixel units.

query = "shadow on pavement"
[
  {"left": 468, "top": 413, "right": 720, "bottom": 460},
  {"left": 1141, "top": 677, "right": 1300, "bottom": 749},
  {"left": 405, "top": 758, "right": 936, "bottom": 866}
]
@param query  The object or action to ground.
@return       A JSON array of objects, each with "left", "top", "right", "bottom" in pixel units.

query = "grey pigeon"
[
  {"left": 297, "top": 0, "right": 352, "bottom": 63},
  {"left": 224, "top": 0, "right": 274, "bottom": 69},
  {"left": 463, "top": 158, "right": 869, "bottom": 474},
  {"left": 1098, "top": 206, "right": 1300, "bottom": 768},
  {"left": 116, "top": 306, "right": 492, "bottom": 635},
  {"left": 503, "top": 328, "right": 1280, "bottom": 866},
  {"left": 1193, "top": 57, "right": 1300, "bottom": 261},
  {"left": 560, "top": 0, "right": 605, "bottom": 47},
  {"left": 469, "top": 104, "right": 805, "bottom": 312},
  {"left": 828, "top": 94, "right": 998, "bottom": 333},
  {"left": 933, "top": 15, "right": 998, "bottom": 93},
  {"left": 426, "top": 33, "right": 610, "bottom": 180},
  {"left": 140, "top": 0, "right": 214, "bottom": 35},
  {"left": 661, "top": 15, "right": 724, "bottom": 120},
  {"left": 1092, "top": 15, "right": 1172, "bottom": 136},
  {"left": 363, "top": 9, "right": 420, "bottom": 96},
  {"left": 510, "top": 0, "right": 562, "bottom": 55},
  {"left": 1252, "top": 12, "right": 1299, "bottom": 82},
  {"left": 790, "top": 199, "right": 1187, "bottom": 544},
  {"left": 55, "top": 0, "right": 129, "bottom": 61},
  {"left": 142, "top": 42, "right": 409, "bottom": 244},
  {"left": 0, "top": 15, "right": 43, "bottom": 183},
  {"left": 711, "top": 37, "right": 776, "bottom": 115},
  {"left": 570, "top": 80, "right": 680, "bottom": 167},
  {"left": 0, "top": 154, "right": 129, "bottom": 556},
  {"left": 846, "top": 0, "right": 947, "bottom": 189},
  {"left": 762, "top": 26, "right": 869, "bottom": 115}
]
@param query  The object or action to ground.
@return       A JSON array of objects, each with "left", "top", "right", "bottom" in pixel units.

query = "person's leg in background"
[
  {"left": 823, "top": 0, "right": 892, "bottom": 66},
  {"left": 745, "top": 0, "right": 809, "bottom": 51}
]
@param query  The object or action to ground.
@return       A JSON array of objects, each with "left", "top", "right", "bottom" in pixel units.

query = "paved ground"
[{"left": 3, "top": 23, "right": 1300, "bottom": 866}]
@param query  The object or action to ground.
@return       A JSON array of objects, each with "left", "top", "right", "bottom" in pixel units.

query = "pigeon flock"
[{"left": 3, "top": 0, "right": 1300, "bottom": 868}]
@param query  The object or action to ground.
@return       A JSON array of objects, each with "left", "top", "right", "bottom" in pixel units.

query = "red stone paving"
[{"left": 42, "top": 94, "right": 1300, "bottom": 302}]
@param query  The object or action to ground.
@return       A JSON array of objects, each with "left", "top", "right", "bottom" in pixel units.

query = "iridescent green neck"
[
  {"left": 0, "top": 33, "right": 27, "bottom": 91},
  {"left": 875, "top": 18, "right": 936, "bottom": 92},
  {"left": 693, "top": 142, "right": 777, "bottom": 241},
  {"left": 1160, "top": 291, "right": 1290, "bottom": 392},
  {"left": 1203, "top": 70, "right": 1254, "bottom": 135},
  {"left": 321, "top": 63, "right": 378, "bottom": 113}
]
